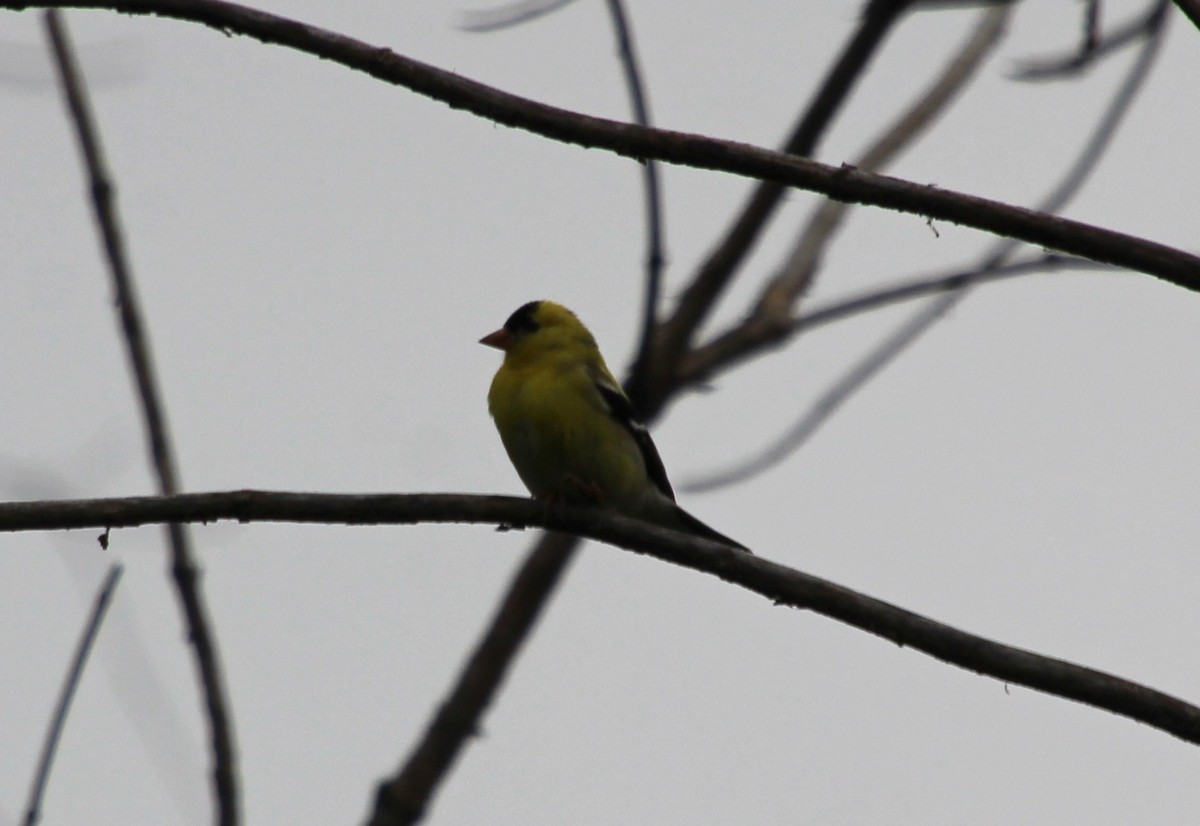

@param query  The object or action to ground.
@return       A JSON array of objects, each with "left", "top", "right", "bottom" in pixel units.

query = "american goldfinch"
[{"left": 482, "top": 300, "right": 747, "bottom": 551}]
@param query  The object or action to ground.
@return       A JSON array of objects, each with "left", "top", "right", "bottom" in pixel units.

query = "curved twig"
[
  {"left": 679, "top": 255, "right": 1107, "bottom": 387},
  {"left": 684, "top": 293, "right": 964, "bottom": 493},
  {"left": 23, "top": 565, "right": 124, "bottom": 826},
  {"left": 1014, "top": 0, "right": 1164, "bottom": 79},
  {"left": 458, "top": 0, "right": 579, "bottom": 33}
]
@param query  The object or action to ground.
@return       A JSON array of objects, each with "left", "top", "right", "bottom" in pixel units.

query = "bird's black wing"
[{"left": 593, "top": 376, "right": 676, "bottom": 502}]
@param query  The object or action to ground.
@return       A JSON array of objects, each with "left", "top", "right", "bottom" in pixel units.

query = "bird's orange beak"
[{"left": 479, "top": 328, "right": 511, "bottom": 350}]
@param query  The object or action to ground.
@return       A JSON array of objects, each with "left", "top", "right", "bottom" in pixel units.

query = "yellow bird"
[{"left": 482, "top": 300, "right": 747, "bottom": 551}]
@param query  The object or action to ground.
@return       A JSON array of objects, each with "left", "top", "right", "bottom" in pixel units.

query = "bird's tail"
[{"left": 674, "top": 506, "right": 751, "bottom": 554}]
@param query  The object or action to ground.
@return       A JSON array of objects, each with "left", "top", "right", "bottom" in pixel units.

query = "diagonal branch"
[
  {"left": 683, "top": 293, "right": 969, "bottom": 493},
  {"left": 371, "top": 533, "right": 579, "bottom": 826},
  {"left": 23, "top": 565, "right": 124, "bottom": 826},
  {"left": 42, "top": 10, "right": 238, "bottom": 825},
  {"left": 3, "top": 490, "right": 1200, "bottom": 750}
]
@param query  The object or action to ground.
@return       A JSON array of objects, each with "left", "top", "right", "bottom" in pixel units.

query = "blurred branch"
[
  {"left": 686, "top": 298, "right": 951, "bottom": 493},
  {"left": 1084, "top": 0, "right": 1101, "bottom": 53},
  {"left": 371, "top": 533, "right": 580, "bottom": 826},
  {"left": 681, "top": 256, "right": 1105, "bottom": 386},
  {"left": 42, "top": 10, "right": 238, "bottom": 826},
  {"left": 6, "top": 2, "right": 1197, "bottom": 295},
  {"left": 23, "top": 565, "right": 124, "bottom": 826},
  {"left": 757, "top": 4, "right": 1010, "bottom": 322},
  {"left": 1014, "top": 0, "right": 1165, "bottom": 79},
  {"left": 680, "top": 0, "right": 1166, "bottom": 391},
  {"left": 684, "top": 0, "right": 1168, "bottom": 488},
  {"left": 5, "top": 489, "right": 1200, "bottom": 750},
  {"left": 601, "top": 0, "right": 665, "bottom": 407},
  {"left": 645, "top": 0, "right": 915, "bottom": 405},
  {"left": 458, "top": 0, "right": 578, "bottom": 32},
  {"left": 1000, "top": 0, "right": 1167, "bottom": 240}
]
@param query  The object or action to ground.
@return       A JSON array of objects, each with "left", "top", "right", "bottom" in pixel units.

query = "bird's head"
[{"left": 480, "top": 300, "right": 596, "bottom": 364}]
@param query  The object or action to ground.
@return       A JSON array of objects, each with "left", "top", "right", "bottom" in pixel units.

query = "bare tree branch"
[
  {"left": 5, "top": 2, "right": 1196, "bottom": 297},
  {"left": 3, "top": 490, "right": 1200, "bottom": 751},
  {"left": 994, "top": 0, "right": 1167, "bottom": 258},
  {"left": 639, "top": 0, "right": 915, "bottom": 407},
  {"left": 458, "top": 0, "right": 579, "bottom": 33},
  {"left": 679, "top": 0, "right": 1166, "bottom": 394},
  {"left": 371, "top": 533, "right": 580, "bottom": 826},
  {"left": 42, "top": 10, "right": 238, "bottom": 825},
  {"left": 602, "top": 0, "right": 665, "bottom": 392},
  {"left": 756, "top": 4, "right": 1010, "bottom": 322},
  {"left": 679, "top": 255, "right": 1108, "bottom": 387},
  {"left": 1013, "top": 0, "right": 1163, "bottom": 79},
  {"left": 23, "top": 565, "right": 124, "bottom": 826},
  {"left": 683, "top": 290, "right": 977, "bottom": 493},
  {"left": 683, "top": 1, "right": 1169, "bottom": 488}
]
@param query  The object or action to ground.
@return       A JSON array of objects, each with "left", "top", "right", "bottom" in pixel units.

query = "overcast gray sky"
[{"left": 3, "top": 2, "right": 1200, "bottom": 824}]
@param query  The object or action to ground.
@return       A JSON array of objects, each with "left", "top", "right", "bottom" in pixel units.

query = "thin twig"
[
  {"left": 603, "top": 0, "right": 665, "bottom": 411},
  {"left": 681, "top": 258, "right": 1108, "bottom": 487},
  {"left": 680, "top": 255, "right": 1106, "bottom": 386},
  {"left": 23, "top": 565, "right": 124, "bottom": 826},
  {"left": 42, "top": 10, "right": 238, "bottom": 825},
  {"left": 458, "top": 0, "right": 579, "bottom": 32},
  {"left": 1084, "top": 0, "right": 1101, "bottom": 52},
  {"left": 685, "top": 296, "right": 954, "bottom": 493},
  {"left": 4, "top": 490, "right": 1200, "bottom": 749},
  {"left": 1013, "top": 0, "right": 1157, "bottom": 79}
]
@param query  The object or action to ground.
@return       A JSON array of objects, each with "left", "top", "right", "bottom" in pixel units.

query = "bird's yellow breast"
[{"left": 488, "top": 357, "right": 646, "bottom": 507}]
